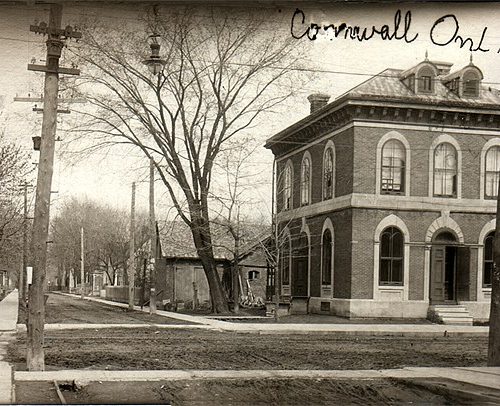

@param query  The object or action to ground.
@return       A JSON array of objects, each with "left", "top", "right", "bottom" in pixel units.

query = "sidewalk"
[
  {"left": 14, "top": 366, "right": 500, "bottom": 391},
  {"left": 0, "top": 290, "right": 17, "bottom": 404},
  {"left": 58, "top": 292, "right": 490, "bottom": 337},
  {"left": 0, "top": 290, "right": 18, "bottom": 331}
]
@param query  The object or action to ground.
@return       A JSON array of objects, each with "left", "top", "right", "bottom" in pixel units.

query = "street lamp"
[{"left": 142, "top": 34, "right": 166, "bottom": 76}]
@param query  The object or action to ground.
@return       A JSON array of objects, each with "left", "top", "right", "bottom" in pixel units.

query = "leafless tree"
[
  {"left": 0, "top": 133, "right": 32, "bottom": 287},
  {"left": 70, "top": 6, "right": 303, "bottom": 312},
  {"left": 51, "top": 198, "right": 148, "bottom": 288}
]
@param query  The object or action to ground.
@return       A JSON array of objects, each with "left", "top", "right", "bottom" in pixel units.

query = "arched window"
[
  {"left": 434, "top": 143, "right": 457, "bottom": 197},
  {"left": 281, "top": 236, "right": 290, "bottom": 285},
  {"left": 484, "top": 232, "right": 495, "bottom": 288},
  {"left": 301, "top": 156, "right": 311, "bottom": 205},
  {"left": 485, "top": 146, "right": 500, "bottom": 199},
  {"left": 381, "top": 140, "right": 405, "bottom": 194},
  {"left": 379, "top": 227, "right": 404, "bottom": 285},
  {"left": 283, "top": 164, "right": 292, "bottom": 210},
  {"left": 463, "top": 71, "right": 480, "bottom": 97},
  {"left": 417, "top": 66, "right": 434, "bottom": 93},
  {"left": 323, "top": 148, "right": 334, "bottom": 200},
  {"left": 321, "top": 229, "right": 332, "bottom": 285}
]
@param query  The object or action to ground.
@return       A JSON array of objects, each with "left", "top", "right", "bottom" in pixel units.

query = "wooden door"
[
  {"left": 292, "top": 258, "right": 308, "bottom": 297},
  {"left": 430, "top": 246, "right": 445, "bottom": 303}
]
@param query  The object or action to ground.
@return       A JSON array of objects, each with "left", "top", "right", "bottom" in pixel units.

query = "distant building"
[
  {"left": 266, "top": 58, "right": 499, "bottom": 322},
  {"left": 156, "top": 221, "right": 271, "bottom": 310}
]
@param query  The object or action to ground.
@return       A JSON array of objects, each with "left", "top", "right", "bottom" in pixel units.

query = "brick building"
[{"left": 265, "top": 58, "right": 499, "bottom": 321}]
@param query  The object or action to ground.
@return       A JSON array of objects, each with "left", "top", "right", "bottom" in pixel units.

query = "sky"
[{"left": 1, "top": 1, "right": 500, "bottom": 221}]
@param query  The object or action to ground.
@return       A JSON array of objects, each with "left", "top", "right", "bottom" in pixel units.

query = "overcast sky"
[{"left": 1, "top": 1, "right": 500, "bottom": 221}]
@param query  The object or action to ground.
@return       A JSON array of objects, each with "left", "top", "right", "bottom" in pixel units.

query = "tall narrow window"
[
  {"left": 417, "top": 66, "right": 435, "bottom": 93},
  {"left": 434, "top": 143, "right": 457, "bottom": 197},
  {"left": 281, "top": 237, "right": 290, "bottom": 285},
  {"left": 321, "top": 229, "right": 332, "bottom": 285},
  {"left": 485, "top": 146, "right": 500, "bottom": 199},
  {"left": 301, "top": 156, "right": 311, "bottom": 205},
  {"left": 379, "top": 227, "right": 404, "bottom": 286},
  {"left": 323, "top": 148, "right": 334, "bottom": 200},
  {"left": 484, "top": 232, "right": 495, "bottom": 288},
  {"left": 381, "top": 140, "right": 405, "bottom": 194},
  {"left": 283, "top": 164, "right": 292, "bottom": 210}
]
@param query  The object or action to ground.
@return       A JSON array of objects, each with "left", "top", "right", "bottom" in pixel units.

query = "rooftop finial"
[
  {"left": 425, "top": 50, "right": 428, "bottom": 60},
  {"left": 470, "top": 53, "right": 473, "bottom": 65}
]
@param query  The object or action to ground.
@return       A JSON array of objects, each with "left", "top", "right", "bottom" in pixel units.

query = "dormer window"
[
  {"left": 417, "top": 66, "right": 435, "bottom": 93},
  {"left": 463, "top": 71, "right": 480, "bottom": 97},
  {"left": 448, "top": 78, "right": 459, "bottom": 94}
]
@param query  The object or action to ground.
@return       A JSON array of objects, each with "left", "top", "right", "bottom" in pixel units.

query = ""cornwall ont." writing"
[{"left": 291, "top": 9, "right": 492, "bottom": 53}]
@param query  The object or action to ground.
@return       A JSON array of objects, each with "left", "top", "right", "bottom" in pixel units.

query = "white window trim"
[
  {"left": 280, "top": 227, "right": 292, "bottom": 297},
  {"left": 299, "top": 218, "right": 311, "bottom": 297},
  {"left": 320, "top": 218, "right": 334, "bottom": 298},
  {"left": 322, "top": 140, "right": 336, "bottom": 200},
  {"left": 477, "top": 219, "right": 495, "bottom": 302},
  {"left": 373, "top": 214, "right": 410, "bottom": 301},
  {"left": 375, "top": 131, "right": 411, "bottom": 196},
  {"left": 300, "top": 151, "right": 312, "bottom": 206},
  {"left": 479, "top": 138, "right": 500, "bottom": 200},
  {"left": 428, "top": 134, "right": 462, "bottom": 199},
  {"left": 282, "top": 159, "right": 294, "bottom": 211}
]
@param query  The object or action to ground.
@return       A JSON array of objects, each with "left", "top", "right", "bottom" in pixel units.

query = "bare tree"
[
  {"left": 51, "top": 198, "right": 148, "bottom": 289},
  {"left": 0, "top": 134, "right": 32, "bottom": 292},
  {"left": 70, "top": 6, "right": 302, "bottom": 312}
]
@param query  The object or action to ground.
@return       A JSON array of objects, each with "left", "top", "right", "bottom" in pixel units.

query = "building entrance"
[{"left": 430, "top": 231, "right": 458, "bottom": 303}]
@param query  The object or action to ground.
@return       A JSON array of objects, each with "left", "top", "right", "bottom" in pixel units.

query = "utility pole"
[
  {"left": 233, "top": 206, "right": 240, "bottom": 313},
  {"left": 80, "top": 227, "right": 84, "bottom": 299},
  {"left": 149, "top": 159, "right": 157, "bottom": 314},
  {"left": 128, "top": 182, "right": 136, "bottom": 310},
  {"left": 26, "top": 4, "right": 81, "bottom": 371},
  {"left": 17, "top": 183, "right": 30, "bottom": 324}
]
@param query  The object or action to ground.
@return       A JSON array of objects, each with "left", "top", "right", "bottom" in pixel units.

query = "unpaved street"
[
  {"left": 44, "top": 294, "right": 194, "bottom": 325},
  {"left": 7, "top": 327, "right": 487, "bottom": 371}
]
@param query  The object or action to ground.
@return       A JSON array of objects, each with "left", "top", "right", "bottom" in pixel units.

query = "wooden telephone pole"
[
  {"left": 26, "top": 4, "right": 81, "bottom": 371},
  {"left": 80, "top": 227, "right": 84, "bottom": 299},
  {"left": 128, "top": 182, "right": 136, "bottom": 310},
  {"left": 149, "top": 159, "right": 157, "bottom": 314}
]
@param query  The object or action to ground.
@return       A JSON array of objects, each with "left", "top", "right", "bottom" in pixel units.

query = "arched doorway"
[
  {"left": 292, "top": 233, "right": 309, "bottom": 297},
  {"left": 430, "top": 230, "right": 458, "bottom": 303}
]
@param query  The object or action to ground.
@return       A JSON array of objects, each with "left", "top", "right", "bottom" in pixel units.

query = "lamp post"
[
  {"left": 142, "top": 34, "right": 166, "bottom": 76},
  {"left": 143, "top": 34, "right": 165, "bottom": 314}
]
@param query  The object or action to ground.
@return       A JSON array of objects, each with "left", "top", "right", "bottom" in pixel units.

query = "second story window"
[
  {"left": 485, "top": 146, "right": 500, "bottom": 199},
  {"left": 323, "top": 148, "right": 334, "bottom": 200},
  {"left": 434, "top": 142, "right": 457, "bottom": 197},
  {"left": 283, "top": 164, "right": 292, "bottom": 210},
  {"left": 381, "top": 140, "right": 405, "bottom": 194},
  {"left": 301, "top": 156, "right": 311, "bottom": 205}
]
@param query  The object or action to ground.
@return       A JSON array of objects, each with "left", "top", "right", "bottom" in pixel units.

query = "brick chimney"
[{"left": 307, "top": 93, "right": 330, "bottom": 114}]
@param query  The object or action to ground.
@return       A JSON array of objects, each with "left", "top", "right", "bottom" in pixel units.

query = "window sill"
[{"left": 378, "top": 284, "right": 404, "bottom": 289}]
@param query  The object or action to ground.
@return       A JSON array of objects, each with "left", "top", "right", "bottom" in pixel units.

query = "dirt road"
[
  {"left": 45, "top": 294, "right": 193, "bottom": 325},
  {"left": 7, "top": 327, "right": 487, "bottom": 371}
]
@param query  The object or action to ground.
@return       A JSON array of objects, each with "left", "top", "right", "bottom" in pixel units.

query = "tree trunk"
[
  {"left": 190, "top": 215, "right": 229, "bottom": 314},
  {"left": 488, "top": 179, "right": 500, "bottom": 365}
]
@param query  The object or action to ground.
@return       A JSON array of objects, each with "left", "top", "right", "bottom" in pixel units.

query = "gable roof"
[{"left": 158, "top": 220, "right": 270, "bottom": 261}]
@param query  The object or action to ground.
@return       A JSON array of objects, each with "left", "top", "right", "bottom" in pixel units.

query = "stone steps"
[{"left": 428, "top": 305, "right": 473, "bottom": 326}]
